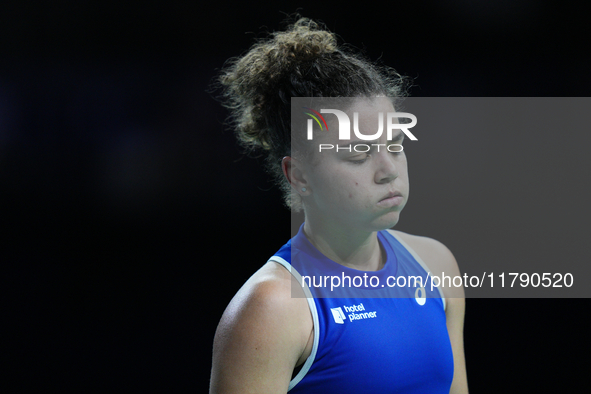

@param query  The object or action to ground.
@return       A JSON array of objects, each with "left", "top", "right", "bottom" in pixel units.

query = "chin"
[{"left": 372, "top": 211, "right": 401, "bottom": 231}]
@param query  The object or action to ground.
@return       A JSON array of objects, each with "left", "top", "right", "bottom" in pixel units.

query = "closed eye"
[
  {"left": 388, "top": 144, "right": 404, "bottom": 154},
  {"left": 350, "top": 154, "right": 370, "bottom": 164}
]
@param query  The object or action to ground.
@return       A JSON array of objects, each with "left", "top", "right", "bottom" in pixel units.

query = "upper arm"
[
  {"left": 210, "top": 268, "right": 311, "bottom": 394},
  {"left": 391, "top": 231, "right": 469, "bottom": 393}
]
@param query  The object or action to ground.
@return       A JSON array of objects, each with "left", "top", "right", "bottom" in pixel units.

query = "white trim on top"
[
  {"left": 386, "top": 230, "right": 446, "bottom": 311},
  {"left": 267, "top": 256, "right": 320, "bottom": 391}
]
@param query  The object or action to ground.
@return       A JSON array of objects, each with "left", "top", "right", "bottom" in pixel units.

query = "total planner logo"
[{"left": 302, "top": 107, "right": 418, "bottom": 153}]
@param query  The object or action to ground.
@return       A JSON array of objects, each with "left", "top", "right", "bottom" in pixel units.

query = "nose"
[{"left": 375, "top": 150, "right": 399, "bottom": 184}]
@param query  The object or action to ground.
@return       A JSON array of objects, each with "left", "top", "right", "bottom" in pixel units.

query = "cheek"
[
  {"left": 325, "top": 177, "right": 359, "bottom": 206},
  {"left": 308, "top": 162, "right": 365, "bottom": 205},
  {"left": 349, "top": 182, "right": 359, "bottom": 198}
]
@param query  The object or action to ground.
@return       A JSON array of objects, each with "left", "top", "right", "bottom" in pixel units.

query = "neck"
[{"left": 303, "top": 216, "right": 384, "bottom": 271}]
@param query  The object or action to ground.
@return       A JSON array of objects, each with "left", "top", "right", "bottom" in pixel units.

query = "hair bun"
[
  {"left": 273, "top": 18, "right": 337, "bottom": 62},
  {"left": 218, "top": 18, "right": 338, "bottom": 154}
]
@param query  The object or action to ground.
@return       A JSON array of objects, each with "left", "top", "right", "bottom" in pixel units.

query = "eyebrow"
[{"left": 336, "top": 132, "right": 405, "bottom": 148}]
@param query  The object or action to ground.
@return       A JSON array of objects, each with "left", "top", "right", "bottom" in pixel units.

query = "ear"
[{"left": 281, "top": 156, "right": 310, "bottom": 195}]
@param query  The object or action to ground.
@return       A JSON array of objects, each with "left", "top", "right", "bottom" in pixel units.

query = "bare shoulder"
[
  {"left": 217, "top": 261, "right": 305, "bottom": 321},
  {"left": 387, "top": 229, "right": 464, "bottom": 299},
  {"left": 215, "top": 262, "right": 311, "bottom": 336},
  {"left": 210, "top": 261, "right": 313, "bottom": 393}
]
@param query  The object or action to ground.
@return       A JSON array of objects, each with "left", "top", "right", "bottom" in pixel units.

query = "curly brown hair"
[{"left": 217, "top": 17, "right": 410, "bottom": 212}]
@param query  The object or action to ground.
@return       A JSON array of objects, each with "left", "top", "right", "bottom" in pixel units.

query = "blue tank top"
[{"left": 268, "top": 224, "right": 454, "bottom": 393}]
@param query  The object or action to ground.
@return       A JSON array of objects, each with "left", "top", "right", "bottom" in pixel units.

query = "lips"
[
  {"left": 377, "top": 191, "right": 404, "bottom": 208},
  {"left": 379, "top": 191, "right": 403, "bottom": 202}
]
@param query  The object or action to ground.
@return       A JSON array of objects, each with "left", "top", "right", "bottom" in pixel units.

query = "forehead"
[
  {"left": 321, "top": 97, "right": 396, "bottom": 142},
  {"left": 291, "top": 96, "right": 399, "bottom": 158}
]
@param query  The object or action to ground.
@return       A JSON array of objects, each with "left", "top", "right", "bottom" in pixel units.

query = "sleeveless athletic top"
[{"left": 268, "top": 224, "right": 454, "bottom": 393}]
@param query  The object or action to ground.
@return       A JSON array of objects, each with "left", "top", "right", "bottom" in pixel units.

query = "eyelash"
[
  {"left": 350, "top": 149, "right": 402, "bottom": 164},
  {"left": 351, "top": 157, "right": 369, "bottom": 164}
]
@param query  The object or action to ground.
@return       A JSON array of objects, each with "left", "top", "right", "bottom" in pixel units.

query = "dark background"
[{"left": 2, "top": 0, "right": 589, "bottom": 392}]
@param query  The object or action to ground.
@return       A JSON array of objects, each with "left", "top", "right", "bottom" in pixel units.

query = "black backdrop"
[{"left": 2, "top": 1, "right": 589, "bottom": 392}]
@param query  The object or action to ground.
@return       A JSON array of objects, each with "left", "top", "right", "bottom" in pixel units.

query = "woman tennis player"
[{"left": 210, "top": 18, "right": 468, "bottom": 393}]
